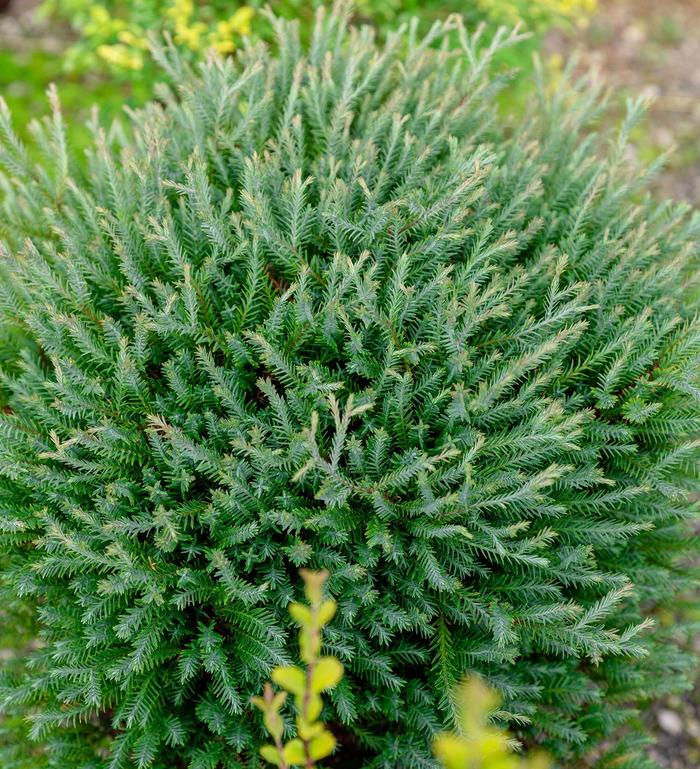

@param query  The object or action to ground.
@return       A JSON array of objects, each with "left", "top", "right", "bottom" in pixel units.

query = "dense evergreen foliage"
[{"left": 0, "top": 6, "right": 699, "bottom": 768}]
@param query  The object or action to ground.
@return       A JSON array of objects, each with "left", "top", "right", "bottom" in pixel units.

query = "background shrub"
[
  {"left": 2, "top": 0, "right": 596, "bottom": 163},
  {"left": 2, "top": 0, "right": 597, "bottom": 162},
  {"left": 38, "top": 0, "right": 596, "bottom": 77},
  {"left": 37, "top": 0, "right": 258, "bottom": 73},
  {"left": 0, "top": 5, "right": 698, "bottom": 769}
]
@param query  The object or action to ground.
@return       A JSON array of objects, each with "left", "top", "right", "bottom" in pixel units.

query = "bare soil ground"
[
  {"left": 547, "top": 0, "right": 700, "bottom": 206},
  {"left": 0, "top": 0, "right": 60, "bottom": 48}
]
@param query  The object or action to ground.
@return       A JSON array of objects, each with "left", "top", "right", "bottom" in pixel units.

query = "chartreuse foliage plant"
[
  {"left": 434, "top": 678, "right": 548, "bottom": 769},
  {"left": 253, "top": 590, "right": 546, "bottom": 769},
  {"left": 253, "top": 570, "right": 342, "bottom": 768},
  {"left": 0, "top": 5, "right": 699, "bottom": 769}
]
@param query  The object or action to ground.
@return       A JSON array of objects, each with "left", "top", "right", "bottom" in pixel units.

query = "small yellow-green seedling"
[
  {"left": 252, "top": 570, "right": 343, "bottom": 768},
  {"left": 434, "top": 677, "right": 549, "bottom": 769}
]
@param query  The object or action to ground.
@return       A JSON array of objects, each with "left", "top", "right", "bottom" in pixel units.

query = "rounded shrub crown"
[{"left": 1, "top": 7, "right": 699, "bottom": 769}]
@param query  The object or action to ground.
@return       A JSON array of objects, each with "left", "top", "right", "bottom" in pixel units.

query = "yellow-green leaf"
[
  {"left": 433, "top": 734, "right": 471, "bottom": 769},
  {"left": 456, "top": 677, "right": 500, "bottom": 735},
  {"left": 282, "top": 738, "right": 306, "bottom": 765},
  {"left": 272, "top": 691, "right": 288, "bottom": 711},
  {"left": 297, "top": 717, "right": 324, "bottom": 741},
  {"left": 259, "top": 744, "right": 283, "bottom": 767},
  {"left": 487, "top": 759, "right": 519, "bottom": 769},
  {"left": 317, "top": 599, "right": 337, "bottom": 626},
  {"left": 263, "top": 710, "right": 284, "bottom": 742},
  {"left": 473, "top": 729, "right": 511, "bottom": 759},
  {"left": 272, "top": 665, "right": 306, "bottom": 695},
  {"left": 300, "top": 568, "right": 328, "bottom": 603},
  {"left": 288, "top": 602, "right": 313, "bottom": 627},
  {"left": 299, "top": 626, "right": 320, "bottom": 664},
  {"left": 311, "top": 657, "right": 343, "bottom": 692},
  {"left": 309, "top": 731, "right": 337, "bottom": 760},
  {"left": 250, "top": 695, "right": 266, "bottom": 712},
  {"left": 297, "top": 691, "right": 323, "bottom": 721}
]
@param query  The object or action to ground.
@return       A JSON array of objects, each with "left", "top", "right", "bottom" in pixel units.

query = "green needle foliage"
[{"left": 0, "top": 4, "right": 699, "bottom": 769}]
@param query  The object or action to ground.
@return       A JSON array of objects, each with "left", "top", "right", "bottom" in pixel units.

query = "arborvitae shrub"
[{"left": 0, "top": 6, "right": 699, "bottom": 769}]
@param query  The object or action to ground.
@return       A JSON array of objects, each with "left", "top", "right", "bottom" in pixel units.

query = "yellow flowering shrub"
[
  {"left": 475, "top": 0, "right": 598, "bottom": 31},
  {"left": 166, "top": 1, "right": 254, "bottom": 56},
  {"left": 40, "top": 0, "right": 598, "bottom": 77},
  {"left": 39, "top": 0, "right": 255, "bottom": 74}
]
